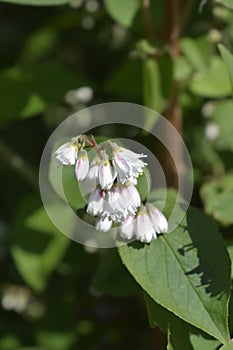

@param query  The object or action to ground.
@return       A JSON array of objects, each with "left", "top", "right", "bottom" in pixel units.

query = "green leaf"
[
  {"left": 219, "top": 44, "right": 233, "bottom": 94},
  {"left": 220, "top": 341, "right": 233, "bottom": 350},
  {"left": 181, "top": 36, "right": 213, "bottom": 72},
  {"left": 104, "top": 59, "right": 142, "bottom": 100},
  {"left": 200, "top": 173, "right": 233, "bottom": 225},
  {"left": 11, "top": 197, "right": 70, "bottom": 292},
  {"left": 226, "top": 241, "right": 233, "bottom": 279},
  {"left": 103, "top": 0, "right": 140, "bottom": 27},
  {"left": 118, "top": 207, "right": 231, "bottom": 343},
  {"left": 136, "top": 167, "right": 151, "bottom": 202},
  {"left": 216, "top": 0, "right": 233, "bottom": 10},
  {"left": 143, "top": 58, "right": 167, "bottom": 112},
  {"left": 62, "top": 166, "right": 86, "bottom": 210},
  {"left": 92, "top": 250, "right": 139, "bottom": 297},
  {"left": 0, "top": 62, "right": 78, "bottom": 122},
  {"left": 0, "top": 0, "right": 71, "bottom": 6},
  {"left": 212, "top": 100, "right": 233, "bottom": 151},
  {"left": 189, "top": 57, "right": 232, "bottom": 97},
  {"left": 145, "top": 294, "right": 221, "bottom": 350},
  {"left": 142, "top": 58, "right": 166, "bottom": 131}
]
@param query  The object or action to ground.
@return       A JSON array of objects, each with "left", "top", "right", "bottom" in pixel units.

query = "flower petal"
[
  {"left": 87, "top": 189, "right": 105, "bottom": 216},
  {"left": 75, "top": 150, "right": 89, "bottom": 181},
  {"left": 119, "top": 215, "right": 134, "bottom": 240},
  {"left": 99, "top": 161, "right": 116, "bottom": 190},
  {"left": 95, "top": 216, "right": 112, "bottom": 232},
  {"left": 147, "top": 204, "right": 168, "bottom": 233}
]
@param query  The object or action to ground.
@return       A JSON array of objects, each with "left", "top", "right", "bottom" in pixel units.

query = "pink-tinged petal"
[
  {"left": 75, "top": 150, "right": 89, "bottom": 181},
  {"left": 104, "top": 186, "right": 125, "bottom": 221},
  {"left": 135, "top": 211, "right": 156, "bottom": 243},
  {"left": 87, "top": 189, "right": 105, "bottom": 216},
  {"left": 95, "top": 217, "right": 112, "bottom": 232},
  {"left": 119, "top": 215, "right": 134, "bottom": 240},
  {"left": 81, "top": 159, "right": 100, "bottom": 193},
  {"left": 147, "top": 203, "right": 168, "bottom": 233},
  {"left": 54, "top": 142, "right": 78, "bottom": 165},
  {"left": 99, "top": 161, "right": 116, "bottom": 190},
  {"left": 112, "top": 154, "right": 131, "bottom": 184}
]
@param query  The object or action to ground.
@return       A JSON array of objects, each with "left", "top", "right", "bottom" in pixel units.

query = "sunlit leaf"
[
  {"left": 103, "top": 0, "right": 140, "bottom": 27},
  {"left": 189, "top": 57, "right": 231, "bottom": 97},
  {"left": 201, "top": 173, "right": 233, "bottom": 225},
  {"left": 219, "top": 44, "right": 233, "bottom": 94},
  {"left": 118, "top": 206, "right": 231, "bottom": 343}
]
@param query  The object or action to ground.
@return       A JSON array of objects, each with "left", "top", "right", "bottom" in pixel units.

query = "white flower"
[
  {"left": 95, "top": 216, "right": 112, "bottom": 232},
  {"left": 75, "top": 150, "right": 89, "bottom": 181},
  {"left": 147, "top": 203, "right": 168, "bottom": 233},
  {"left": 118, "top": 214, "right": 134, "bottom": 240},
  {"left": 103, "top": 183, "right": 141, "bottom": 221},
  {"left": 87, "top": 189, "right": 105, "bottom": 216},
  {"left": 110, "top": 142, "right": 147, "bottom": 184},
  {"left": 98, "top": 157, "right": 116, "bottom": 190},
  {"left": 118, "top": 203, "right": 168, "bottom": 243},
  {"left": 135, "top": 210, "right": 156, "bottom": 243},
  {"left": 80, "top": 158, "right": 100, "bottom": 192},
  {"left": 54, "top": 142, "right": 78, "bottom": 165}
]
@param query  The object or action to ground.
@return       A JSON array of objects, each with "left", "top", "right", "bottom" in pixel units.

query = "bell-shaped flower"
[
  {"left": 110, "top": 142, "right": 147, "bottom": 184},
  {"left": 87, "top": 189, "right": 105, "bottom": 216},
  {"left": 135, "top": 209, "right": 157, "bottom": 243},
  {"left": 147, "top": 203, "right": 168, "bottom": 233},
  {"left": 118, "top": 214, "right": 134, "bottom": 240},
  {"left": 54, "top": 141, "right": 78, "bottom": 165},
  {"left": 95, "top": 216, "right": 112, "bottom": 232},
  {"left": 103, "top": 183, "right": 141, "bottom": 222},
  {"left": 98, "top": 156, "right": 117, "bottom": 190},
  {"left": 75, "top": 150, "right": 89, "bottom": 181},
  {"left": 118, "top": 203, "right": 168, "bottom": 243}
]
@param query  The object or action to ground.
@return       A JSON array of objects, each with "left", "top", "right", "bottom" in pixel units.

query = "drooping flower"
[
  {"left": 135, "top": 209, "right": 156, "bottom": 243},
  {"left": 110, "top": 142, "right": 147, "bottom": 184},
  {"left": 118, "top": 214, "right": 134, "bottom": 240},
  {"left": 87, "top": 188, "right": 105, "bottom": 216},
  {"left": 118, "top": 203, "right": 168, "bottom": 243},
  {"left": 103, "top": 182, "right": 141, "bottom": 222},
  {"left": 75, "top": 149, "right": 89, "bottom": 181},
  {"left": 98, "top": 155, "right": 117, "bottom": 190},
  {"left": 147, "top": 203, "right": 168, "bottom": 233},
  {"left": 95, "top": 216, "right": 112, "bottom": 232},
  {"left": 54, "top": 141, "right": 79, "bottom": 165}
]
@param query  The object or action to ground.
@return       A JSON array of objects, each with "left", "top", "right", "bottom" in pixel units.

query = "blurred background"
[{"left": 0, "top": 0, "right": 233, "bottom": 348}]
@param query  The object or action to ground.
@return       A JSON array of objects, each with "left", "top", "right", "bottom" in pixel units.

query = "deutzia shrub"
[{"left": 55, "top": 135, "right": 168, "bottom": 243}]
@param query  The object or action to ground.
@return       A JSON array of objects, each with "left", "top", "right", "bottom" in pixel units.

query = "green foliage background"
[{"left": 0, "top": 0, "right": 233, "bottom": 349}]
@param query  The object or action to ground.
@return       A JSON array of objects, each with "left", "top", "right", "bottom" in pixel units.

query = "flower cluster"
[{"left": 54, "top": 135, "right": 168, "bottom": 243}]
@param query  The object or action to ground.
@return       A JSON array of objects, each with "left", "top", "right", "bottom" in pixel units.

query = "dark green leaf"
[
  {"left": 0, "top": 62, "right": 78, "bottom": 121},
  {"left": 118, "top": 207, "right": 231, "bottom": 343},
  {"left": 92, "top": 250, "right": 139, "bottom": 297},
  {"left": 145, "top": 294, "right": 221, "bottom": 350}
]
